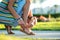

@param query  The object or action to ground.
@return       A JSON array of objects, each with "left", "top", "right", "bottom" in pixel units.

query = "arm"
[
  {"left": 8, "top": 0, "right": 25, "bottom": 25},
  {"left": 23, "top": 0, "right": 30, "bottom": 24},
  {"left": 8, "top": 0, "right": 20, "bottom": 19}
]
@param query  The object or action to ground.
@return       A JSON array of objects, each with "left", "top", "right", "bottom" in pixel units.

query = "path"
[{"left": 0, "top": 30, "right": 60, "bottom": 39}]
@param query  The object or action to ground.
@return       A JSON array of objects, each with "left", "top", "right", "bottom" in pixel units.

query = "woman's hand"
[
  {"left": 18, "top": 19, "right": 25, "bottom": 25},
  {"left": 27, "top": 17, "right": 37, "bottom": 28}
]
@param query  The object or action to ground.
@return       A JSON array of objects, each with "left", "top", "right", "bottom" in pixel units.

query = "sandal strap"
[{"left": 20, "top": 29, "right": 35, "bottom": 35}]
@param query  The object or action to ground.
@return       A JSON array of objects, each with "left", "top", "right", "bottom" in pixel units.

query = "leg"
[
  {"left": 19, "top": 22, "right": 35, "bottom": 35},
  {"left": 5, "top": 25, "right": 14, "bottom": 34}
]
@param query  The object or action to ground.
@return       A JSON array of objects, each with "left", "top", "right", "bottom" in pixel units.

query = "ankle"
[{"left": 7, "top": 30, "right": 11, "bottom": 33}]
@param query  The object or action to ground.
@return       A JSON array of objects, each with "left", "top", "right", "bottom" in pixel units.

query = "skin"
[
  {"left": 8, "top": 0, "right": 30, "bottom": 25},
  {"left": 23, "top": 0, "right": 30, "bottom": 24},
  {"left": 8, "top": 0, "right": 20, "bottom": 19},
  {"left": 5, "top": 0, "right": 31, "bottom": 34},
  {"left": 5, "top": 0, "right": 37, "bottom": 35},
  {"left": 8, "top": 0, "right": 26, "bottom": 28}
]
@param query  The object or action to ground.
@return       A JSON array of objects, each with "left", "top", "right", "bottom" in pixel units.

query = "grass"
[
  {"left": 0, "top": 34, "right": 59, "bottom": 40},
  {"left": 0, "top": 34, "right": 35, "bottom": 40},
  {"left": 32, "top": 22, "right": 60, "bottom": 31},
  {"left": 0, "top": 22, "right": 60, "bottom": 31}
]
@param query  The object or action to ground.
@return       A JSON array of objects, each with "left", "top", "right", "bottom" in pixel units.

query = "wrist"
[{"left": 16, "top": 17, "right": 23, "bottom": 22}]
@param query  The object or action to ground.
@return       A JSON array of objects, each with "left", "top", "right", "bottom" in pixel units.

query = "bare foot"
[{"left": 20, "top": 28, "right": 35, "bottom": 35}]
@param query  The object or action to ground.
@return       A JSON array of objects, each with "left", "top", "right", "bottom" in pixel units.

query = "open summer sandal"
[{"left": 20, "top": 29, "right": 35, "bottom": 35}]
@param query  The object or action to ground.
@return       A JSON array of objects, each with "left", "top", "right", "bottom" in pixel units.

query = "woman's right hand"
[{"left": 18, "top": 19, "right": 25, "bottom": 25}]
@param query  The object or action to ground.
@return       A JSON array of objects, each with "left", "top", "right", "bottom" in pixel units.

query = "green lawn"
[
  {"left": 0, "top": 22, "right": 60, "bottom": 31},
  {"left": 33, "top": 22, "right": 60, "bottom": 31},
  {"left": 0, "top": 34, "right": 36, "bottom": 40}
]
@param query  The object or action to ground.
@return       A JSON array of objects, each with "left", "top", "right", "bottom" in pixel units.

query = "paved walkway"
[{"left": 0, "top": 30, "right": 60, "bottom": 39}]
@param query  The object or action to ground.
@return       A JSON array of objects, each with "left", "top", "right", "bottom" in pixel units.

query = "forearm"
[
  {"left": 8, "top": 6, "right": 26, "bottom": 26},
  {"left": 8, "top": 6, "right": 20, "bottom": 19},
  {"left": 8, "top": 0, "right": 21, "bottom": 19},
  {"left": 7, "top": 0, "right": 26, "bottom": 27},
  {"left": 23, "top": 0, "right": 30, "bottom": 24}
]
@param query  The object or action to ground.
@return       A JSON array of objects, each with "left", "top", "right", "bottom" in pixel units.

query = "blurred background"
[
  {"left": 30, "top": 0, "right": 60, "bottom": 22},
  {"left": 0, "top": 0, "right": 60, "bottom": 40},
  {"left": 0, "top": 0, "right": 60, "bottom": 31}
]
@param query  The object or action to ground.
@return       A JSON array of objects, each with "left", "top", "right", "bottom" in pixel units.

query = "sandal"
[
  {"left": 20, "top": 29, "right": 35, "bottom": 35},
  {"left": 8, "top": 32, "right": 15, "bottom": 34}
]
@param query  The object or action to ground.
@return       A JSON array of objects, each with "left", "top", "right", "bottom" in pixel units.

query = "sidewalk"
[{"left": 0, "top": 30, "right": 60, "bottom": 39}]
